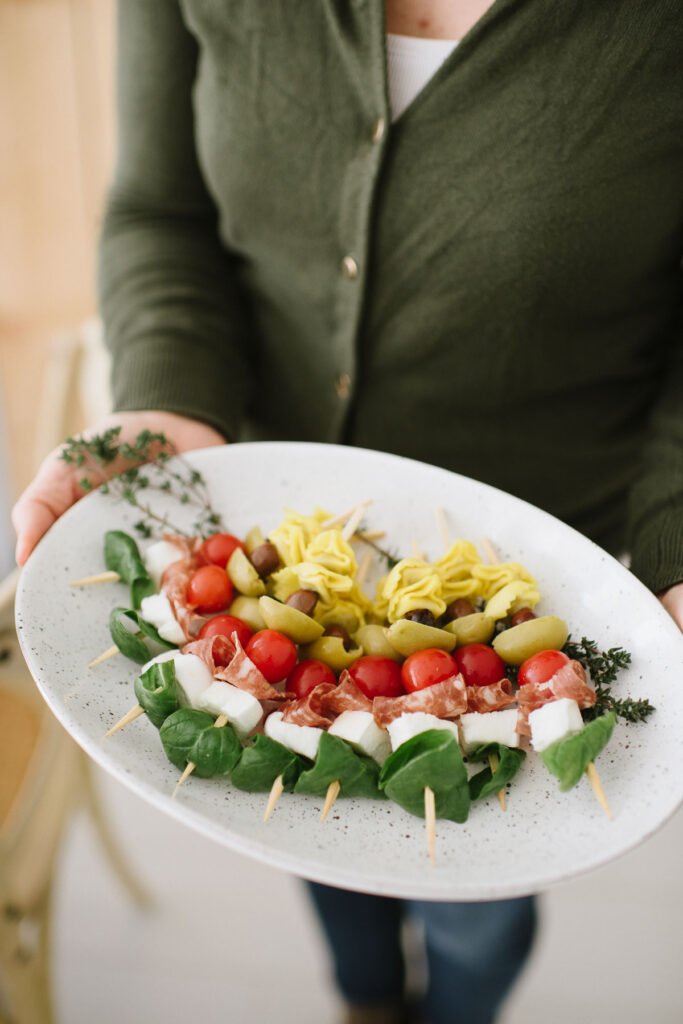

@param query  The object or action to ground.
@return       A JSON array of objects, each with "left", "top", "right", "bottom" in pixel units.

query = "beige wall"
[{"left": 0, "top": 0, "right": 115, "bottom": 495}]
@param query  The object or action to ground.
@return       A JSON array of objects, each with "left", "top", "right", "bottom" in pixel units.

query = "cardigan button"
[
  {"left": 341, "top": 255, "right": 359, "bottom": 280},
  {"left": 372, "top": 117, "right": 386, "bottom": 143},
  {"left": 335, "top": 373, "right": 352, "bottom": 399}
]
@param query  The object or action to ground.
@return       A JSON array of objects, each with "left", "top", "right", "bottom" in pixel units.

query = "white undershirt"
[{"left": 386, "top": 33, "right": 459, "bottom": 122}]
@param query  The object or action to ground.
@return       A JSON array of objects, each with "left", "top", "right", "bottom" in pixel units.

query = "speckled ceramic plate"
[{"left": 15, "top": 442, "right": 683, "bottom": 899}]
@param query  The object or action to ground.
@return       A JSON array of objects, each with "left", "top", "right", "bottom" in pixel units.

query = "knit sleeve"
[
  {"left": 627, "top": 312, "right": 683, "bottom": 594},
  {"left": 98, "top": 0, "right": 253, "bottom": 441}
]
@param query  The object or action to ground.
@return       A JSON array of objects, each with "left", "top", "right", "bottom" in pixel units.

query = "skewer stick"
[
  {"left": 356, "top": 551, "right": 373, "bottom": 589},
  {"left": 435, "top": 507, "right": 450, "bottom": 553},
  {"left": 105, "top": 704, "right": 146, "bottom": 737},
  {"left": 320, "top": 780, "right": 341, "bottom": 822},
  {"left": 424, "top": 786, "right": 436, "bottom": 864},
  {"left": 88, "top": 644, "right": 120, "bottom": 668},
  {"left": 585, "top": 761, "right": 612, "bottom": 819},
  {"left": 173, "top": 714, "right": 229, "bottom": 797},
  {"left": 71, "top": 570, "right": 121, "bottom": 587},
  {"left": 263, "top": 774, "right": 285, "bottom": 822},
  {"left": 354, "top": 529, "right": 385, "bottom": 543},
  {"left": 411, "top": 540, "right": 425, "bottom": 560},
  {"left": 480, "top": 537, "right": 500, "bottom": 565},
  {"left": 342, "top": 503, "right": 371, "bottom": 543},
  {"left": 322, "top": 500, "right": 373, "bottom": 531},
  {"left": 488, "top": 752, "right": 506, "bottom": 812}
]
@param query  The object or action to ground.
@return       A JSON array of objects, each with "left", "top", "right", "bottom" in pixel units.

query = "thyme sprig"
[
  {"left": 563, "top": 636, "right": 655, "bottom": 724},
  {"left": 60, "top": 427, "right": 223, "bottom": 539}
]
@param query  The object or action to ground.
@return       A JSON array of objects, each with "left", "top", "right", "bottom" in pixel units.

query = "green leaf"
[
  {"left": 467, "top": 743, "right": 526, "bottom": 801},
  {"left": 104, "top": 530, "right": 155, "bottom": 608},
  {"left": 379, "top": 730, "right": 470, "bottom": 823},
  {"left": 134, "top": 660, "right": 179, "bottom": 728},
  {"left": 231, "top": 734, "right": 306, "bottom": 792},
  {"left": 294, "top": 732, "right": 384, "bottom": 800},
  {"left": 131, "top": 575, "right": 157, "bottom": 609},
  {"left": 160, "top": 708, "right": 241, "bottom": 778},
  {"left": 109, "top": 607, "right": 177, "bottom": 665},
  {"left": 540, "top": 713, "right": 616, "bottom": 791}
]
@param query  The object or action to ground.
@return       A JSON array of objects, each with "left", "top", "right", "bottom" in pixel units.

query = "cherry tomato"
[
  {"left": 286, "top": 659, "right": 336, "bottom": 700},
  {"left": 246, "top": 629, "right": 298, "bottom": 684},
  {"left": 401, "top": 648, "right": 457, "bottom": 694},
  {"left": 186, "top": 565, "right": 233, "bottom": 614},
  {"left": 200, "top": 533, "right": 245, "bottom": 568},
  {"left": 453, "top": 643, "right": 506, "bottom": 687},
  {"left": 349, "top": 656, "right": 404, "bottom": 700},
  {"left": 518, "top": 649, "right": 570, "bottom": 687},
  {"left": 198, "top": 614, "right": 253, "bottom": 649}
]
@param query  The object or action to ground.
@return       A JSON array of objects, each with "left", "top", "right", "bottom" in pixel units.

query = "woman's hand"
[
  {"left": 658, "top": 582, "right": 683, "bottom": 632},
  {"left": 12, "top": 410, "right": 226, "bottom": 565}
]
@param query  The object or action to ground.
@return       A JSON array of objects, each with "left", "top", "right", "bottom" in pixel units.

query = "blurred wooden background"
[{"left": 0, "top": 0, "right": 115, "bottom": 498}]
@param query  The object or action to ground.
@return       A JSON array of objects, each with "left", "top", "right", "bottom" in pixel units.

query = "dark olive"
[
  {"left": 445, "top": 598, "right": 476, "bottom": 621},
  {"left": 249, "top": 542, "right": 280, "bottom": 578},
  {"left": 323, "top": 624, "right": 353, "bottom": 651},
  {"left": 510, "top": 607, "right": 537, "bottom": 627},
  {"left": 285, "top": 589, "right": 319, "bottom": 617},
  {"left": 403, "top": 608, "right": 436, "bottom": 627}
]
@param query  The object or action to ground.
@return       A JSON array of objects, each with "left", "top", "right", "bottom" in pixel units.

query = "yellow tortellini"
[
  {"left": 484, "top": 581, "right": 540, "bottom": 621},
  {"left": 471, "top": 561, "right": 537, "bottom": 601},
  {"left": 268, "top": 506, "right": 332, "bottom": 567},
  {"left": 303, "top": 530, "right": 357, "bottom": 576},
  {"left": 376, "top": 557, "right": 446, "bottom": 623}
]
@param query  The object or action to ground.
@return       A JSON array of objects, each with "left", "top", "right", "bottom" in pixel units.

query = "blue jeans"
[{"left": 306, "top": 883, "right": 537, "bottom": 1024}]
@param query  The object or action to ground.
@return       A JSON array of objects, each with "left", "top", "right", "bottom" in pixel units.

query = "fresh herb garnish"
[
  {"left": 563, "top": 636, "right": 655, "bottom": 723},
  {"left": 60, "top": 427, "right": 223, "bottom": 538}
]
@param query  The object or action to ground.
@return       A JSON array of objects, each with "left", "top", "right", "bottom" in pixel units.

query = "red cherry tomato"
[
  {"left": 349, "top": 656, "right": 404, "bottom": 700},
  {"left": 198, "top": 614, "right": 253, "bottom": 649},
  {"left": 246, "top": 630, "right": 298, "bottom": 684},
  {"left": 518, "top": 649, "right": 570, "bottom": 687},
  {"left": 401, "top": 648, "right": 458, "bottom": 694},
  {"left": 286, "top": 659, "right": 336, "bottom": 700},
  {"left": 200, "top": 533, "right": 245, "bottom": 568},
  {"left": 453, "top": 643, "right": 506, "bottom": 687},
  {"left": 186, "top": 565, "right": 234, "bottom": 614}
]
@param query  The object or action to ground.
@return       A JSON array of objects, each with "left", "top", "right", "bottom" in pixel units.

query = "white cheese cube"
[
  {"left": 459, "top": 709, "right": 521, "bottom": 754},
  {"left": 173, "top": 653, "right": 215, "bottom": 709},
  {"left": 386, "top": 713, "right": 460, "bottom": 752},
  {"left": 328, "top": 711, "right": 392, "bottom": 765},
  {"left": 143, "top": 539, "right": 185, "bottom": 587},
  {"left": 529, "top": 698, "right": 584, "bottom": 752},
  {"left": 198, "top": 681, "right": 262, "bottom": 736},
  {"left": 264, "top": 711, "right": 322, "bottom": 761},
  {"left": 139, "top": 593, "right": 186, "bottom": 645},
  {"left": 140, "top": 649, "right": 177, "bottom": 675}
]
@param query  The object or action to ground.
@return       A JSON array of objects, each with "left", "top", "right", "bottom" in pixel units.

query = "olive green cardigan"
[{"left": 99, "top": 0, "right": 683, "bottom": 593}]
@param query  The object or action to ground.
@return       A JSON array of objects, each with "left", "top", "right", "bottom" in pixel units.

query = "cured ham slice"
[
  {"left": 182, "top": 634, "right": 235, "bottom": 674},
  {"left": 516, "top": 659, "right": 596, "bottom": 735},
  {"left": 322, "top": 671, "right": 373, "bottom": 716},
  {"left": 161, "top": 546, "right": 206, "bottom": 640},
  {"left": 282, "top": 681, "right": 337, "bottom": 728},
  {"left": 373, "top": 674, "right": 468, "bottom": 728},
  {"left": 216, "top": 635, "right": 286, "bottom": 702},
  {"left": 466, "top": 679, "right": 516, "bottom": 713}
]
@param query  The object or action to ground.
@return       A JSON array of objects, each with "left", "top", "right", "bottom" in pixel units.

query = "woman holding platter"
[{"left": 12, "top": 1, "right": 683, "bottom": 1023}]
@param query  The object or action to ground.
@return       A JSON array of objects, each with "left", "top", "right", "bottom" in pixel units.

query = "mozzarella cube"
[
  {"left": 143, "top": 539, "right": 185, "bottom": 587},
  {"left": 529, "top": 698, "right": 584, "bottom": 752},
  {"left": 198, "top": 681, "right": 262, "bottom": 736},
  {"left": 459, "top": 709, "right": 521, "bottom": 754},
  {"left": 264, "top": 711, "right": 322, "bottom": 761},
  {"left": 173, "top": 653, "right": 215, "bottom": 709},
  {"left": 139, "top": 593, "right": 186, "bottom": 645},
  {"left": 386, "top": 713, "right": 460, "bottom": 751},
  {"left": 328, "top": 711, "right": 392, "bottom": 765}
]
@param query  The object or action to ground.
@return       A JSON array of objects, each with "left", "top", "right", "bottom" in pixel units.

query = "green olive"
[
  {"left": 258, "top": 596, "right": 324, "bottom": 644},
  {"left": 227, "top": 547, "right": 266, "bottom": 597},
  {"left": 229, "top": 596, "right": 266, "bottom": 633},
  {"left": 492, "top": 615, "right": 569, "bottom": 666},
  {"left": 386, "top": 619, "right": 456, "bottom": 657},
  {"left": 443, "top": 612, "right": 495, "bottom": 646},
  {"left": 303, "top": 637, "right": 363, "bottom": 672},
  {"left": 244, "top": 526, "right": 265, "bottom": 555},
  {"left": 353, "top": 624, "right": 402, "bottom": 661}
]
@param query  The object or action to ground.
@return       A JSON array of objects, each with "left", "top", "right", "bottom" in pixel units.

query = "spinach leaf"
[
  {"left": 232, "top": 734, "right": 306, "bottom": 792},
  {"left": 109, "top": 607, "right": 177, "bottom": 664},
  {"left": 131, "top": 575, "right": 157, "bottom": 609},
  {"left": 540, "top": 712, "right": 616, "bottom": 791},
  {"left": 160, "top": 708, "right": 241, "bottom": 778},
  {"left": 379, "top": 730, "right": 470, "bottom": 823},
  {"left": 134, "top": 660, "right": 178, "bottom": 728},
  {"left": 467, "top": 743, "right": 526, "bottom": 801},
  {"left": 294, "top": 732, "right": 384, "bottom": 800},
  {"left": 105, "top": 530, "right": 154, "bottom": 608}
]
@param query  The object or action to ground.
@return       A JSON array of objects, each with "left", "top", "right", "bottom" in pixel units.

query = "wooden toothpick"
[
  {"left": 263, "top": 774, "right": 285, "bottom": 822},
  {"left": 173, "top": 714, "right": 229, "bottom": 797},
  {"left": 105, "top": 704, "right": 146, "bottom": 737},
  {"left": 424, "top": 786, "right": 436, "bottom": 864},
  {"left": 488, "top": 752, "right": 506, "bottom": 812},
  {"left": 71, "top": 570, "right": 121, "bottom": 586},
  {"left": 88, "top": 644, "right": 120, "bottom": 668},
  {"left": 585, "top": 761, "right": 612, "bottom": 819},
  {"left": 320, "top": 780, "right": 341, "bottom": 821}
]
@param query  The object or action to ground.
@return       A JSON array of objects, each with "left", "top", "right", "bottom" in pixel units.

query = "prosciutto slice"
[
  {"left": 182, "top": 634, "right": 235, "bottom": 675},
  {"left": 322, "top": 671, "right": 372, "bottom": 716},
  {"left": 282, "top": 681, "right": 337, "bottom": 728},
  {"left": 373, "top": 674, "right": 468, "bottom": 728},
  {"left": 466, "top": 679, "right": 516, "bottom": 713},
  {"left": 516, "top": 659, "right": 596, "bottom": 735},
  {"left": 216, "top": 635, "right": 286, "bottom": 701},
  {"left": 160, "top": 539, "right": 206, "bottom": 640}
]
